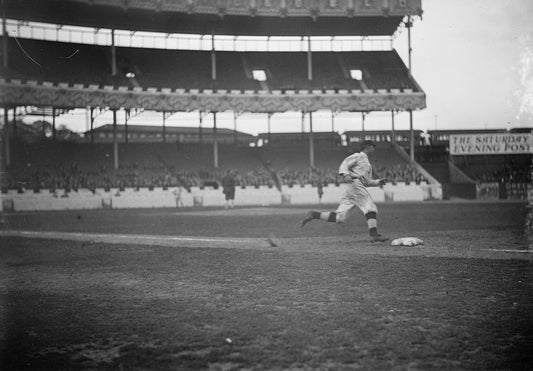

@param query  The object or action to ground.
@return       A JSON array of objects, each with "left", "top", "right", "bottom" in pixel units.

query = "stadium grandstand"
[{"left": 0, "top": 0, "right": 529, "bottom": 211}]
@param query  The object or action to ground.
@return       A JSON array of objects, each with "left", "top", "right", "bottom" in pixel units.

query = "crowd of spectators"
[
  {"left": 4, "top": 160, "right": 431, "bottom": 194},
  {"left": 475, "top": 161, "right": 531, "bottom": 183},
  {"left": 376, "top": 164, "right": 428, "bottom": 185}
]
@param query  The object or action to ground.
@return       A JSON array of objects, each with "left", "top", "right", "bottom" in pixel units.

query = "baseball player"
[
  {"left": 301, "top": 140, "right": 389, "bottom": 242},
  {"left": 221, "top": 169, "right": 236, "bottom": 209}
]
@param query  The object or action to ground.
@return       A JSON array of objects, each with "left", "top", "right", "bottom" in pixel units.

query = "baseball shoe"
[
  {"left": 300, "top": 211, "right": 315, "bottom": 228},
  {"left": 370, "top": 234, "right": 389, "bottom": 243}
]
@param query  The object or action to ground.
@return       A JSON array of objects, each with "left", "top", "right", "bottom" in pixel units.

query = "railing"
[{"left": 3, "top": 19, "right": 394, "bottom": 52}]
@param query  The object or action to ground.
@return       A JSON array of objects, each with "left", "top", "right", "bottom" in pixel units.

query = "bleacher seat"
[{"left": 2, "top": 38, "right": 420, "bottom": 93}]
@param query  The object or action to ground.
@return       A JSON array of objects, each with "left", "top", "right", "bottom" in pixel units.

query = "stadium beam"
[
  {"left": 162, "top": 111, "right": 166, "bottom": 143},
  {"left": 409, "top": 110, "right": 414, "bottom": 161},
  {"left": 41, "top": 110, "right": 45, "bottom": 138},
  {"left": 12, "top": 107, "right": 17, "bottom": 138},
  {"left": 111, "top": 29, "right": 116, "bottom": 76},
  {"left": 213, "top": 111, "right": 218, "bottom": 169},
  {"left": 307, "top": 35, "right": 312, "bottom": 81},
  {"left": 0, "top": 111, "right": 3, "bottom": 208},
  {"left": 85, "top": 106, "right": 90, "bottom": 136},
  {"left": 331, "top": 111, "right": 338, "bottom": 133},
  {"left": 233, "top": 111, "right": 239, "bottom": 145},
  {"left": 211, "top": 34, "right": 216, "bottom": 80},
  {"left": 112, "top": 109, "right": 118, "bottom": 170},
  {"left": 124, "top": 109, "right": 129, "bottom": 144},
  {"left": 309, "top": 112, "right": 315, "bottom": 168},
  {"left": 3, "top": 106, "right": 10, "bottom": 168},
  {"left": 267, "top": 113, "right": 273, "bottom": 143},
  {"left": 407, "top": 16, "right": 415, "bottom": 161},
  {"left": 89, "top": 107, "right": 94, "bottom": 145},
  {"left": 162, "top": 111, "right": 177, "bottom": 143},
  {"left": 361, "top": 112, "right": 367, "bottom": 142},
  {"left": 2, "top": 11, "right": 7, "bottom": 69},
  {"left": 391, "top": 110, "right": 396, "bottom": 144},
  {"left": 52, "top": 107, "right": 56, "bottom": 141},
  {"left": 301, "top": 111, "right": 305, "bottom": 142},
  {"left": 199, "top": 111, "right": 204, "bottom": 144}
]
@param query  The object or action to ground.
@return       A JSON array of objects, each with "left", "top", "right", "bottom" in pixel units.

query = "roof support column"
[
  {"left": 309, "top": 112, "right": 314, "bottom": 168},
  {"left": 213, "top": 111, "right": 218, "bottom": 169},
  {"left": 409, "top": 110, "right": 414, "bottom": 161},
  {"left": 267, "top": 113, "right": 273, "bottom": 143},
  {"left": 199, "top": 111, "right": 204, "bottom": 144},
  {"left": 301, "top": 111, "right": 305, "bottom": 142},
  {"left": 162, "top": 111, "right": 166, "bottom": 143},
  {"left": 85, "top": 106, "right": 90, "bottom": 135},
  {"left": 391, "top": 110, "right": 396, "bottom": 144},
  {"left": 361, "top": 112, "right": 366, "bottom": 142},
  {"left": 3, "top": 106, "right": 10, "bottom": 169},
  {"left": 41, "top": 109, "right": 46, "bottom": 138},
  {"left": 111, "top": 29, "right": 116, "bottom": 77},
  {"left": 124, "top": 109, "right": 129, "bottom": 144},
  {"left": 113, "top": 109, "right": 118, "bottom": 170},
  {"left": 0, "top": 110, "right": 3, "bottom": 198},
  {"left": 407, "top": 16, "right": 413, "bottom": 74},
  {"left": 12, "top": 107, "right": 17, "bottom": 138},
  {"left": 407, "top": 16, "right": 415, "bottom": 161},
  {"left": 2, "top": 9, "right": 8, "bottom": 69},
  {"left": 307, "top": 35, "right": 313, "bottom": 81},
  {"left": 211, "top": 34, "right": 216, "bottom": 81},
  {"left": 52, "top": 107, "right": 56, "bottom": 141},
  {"left": 90, "top": 107, "right": 95, "bottom": 145},
  {"left": 233, "top": 112, "right": 238, "bottom": 145}
]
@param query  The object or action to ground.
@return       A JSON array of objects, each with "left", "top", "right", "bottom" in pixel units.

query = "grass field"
[{"left": 1, "top": 201, "right": 532, "bottom": 370}]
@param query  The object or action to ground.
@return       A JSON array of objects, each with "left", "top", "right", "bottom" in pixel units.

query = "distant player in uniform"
[
  {"left": 301, "top": 140, "right": 389, "bottom": 242},
  {"left": 172, "top": 186, "right": 184, "bottom": 207},
  {"left": 222, "top": 169, "right": 236, "bottom": 209}
]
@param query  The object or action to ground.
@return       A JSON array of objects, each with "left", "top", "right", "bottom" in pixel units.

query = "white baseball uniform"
[{"left": 335, "top": 152, "right": 379, "bottom": 222}]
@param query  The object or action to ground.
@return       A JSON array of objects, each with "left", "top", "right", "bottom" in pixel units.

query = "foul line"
[
  {"left": 2, "top": 230, "right": 532, "bottom": 259},
  {"left": 482, "top": 248, "right": 533, "bottom": 254},
  {"left": 0, "top": 230, "right": 272, "bottom": 249}
]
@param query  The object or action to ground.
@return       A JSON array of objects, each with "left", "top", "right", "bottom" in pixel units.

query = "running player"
[{"left": 300, "top": 140, "right": 389, "bottom": 242}]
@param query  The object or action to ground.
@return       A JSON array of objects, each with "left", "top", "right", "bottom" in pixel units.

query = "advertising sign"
[{"left": 449, "top": 133, "right": 532, "bottom": 155}]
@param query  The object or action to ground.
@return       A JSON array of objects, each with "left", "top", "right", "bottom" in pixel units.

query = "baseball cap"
[{"left": 360, "top": 140, "right": 376, "bottom": 149}]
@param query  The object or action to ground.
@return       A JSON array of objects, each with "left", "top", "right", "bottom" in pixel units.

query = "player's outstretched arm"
[
  {"left": 366, "top": 178, "right": 387, "bottom": 187},
  {"left": 338, "top": 174, "right": 354, "bottom": 183}
]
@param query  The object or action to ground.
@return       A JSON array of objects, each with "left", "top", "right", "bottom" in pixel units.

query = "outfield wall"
[{"left": 2, "top": 183, "right": 441, "bottom": 212}]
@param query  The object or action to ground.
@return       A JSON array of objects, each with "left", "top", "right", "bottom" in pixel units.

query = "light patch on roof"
[
  {"left": 350, "top": 69, "right": 363, "bottom": 80},
  {"left": 252, "top": 70, "right": 267, "bottom": 81}
]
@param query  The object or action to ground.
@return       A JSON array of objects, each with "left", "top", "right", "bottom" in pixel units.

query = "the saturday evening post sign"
[{"left": 449, "top": 133, "right": 533, "bottom": 155}]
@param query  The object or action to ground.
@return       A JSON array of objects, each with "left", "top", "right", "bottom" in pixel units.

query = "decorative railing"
[{"left": 0, "top": 79, "right": 426, "bottom": 113}]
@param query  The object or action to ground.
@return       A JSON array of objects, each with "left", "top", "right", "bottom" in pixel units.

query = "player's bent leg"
[
  {"left": 334, "top": 198, "right": 355, "bottom": 224},
  {"left": 365, "top": 211, "right": 389, "bottom": 242},
  {"left": 301, "top": 211, "right": 337, "bottom": 228},
  {"left": 321, "top": 212, "right": 338, "bottom": 222}
]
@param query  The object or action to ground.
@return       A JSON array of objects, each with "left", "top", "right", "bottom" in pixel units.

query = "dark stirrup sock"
[
  {"left": 317, "top": 212, "right": 337, "bottom": 222},
  {"left": 365, "top": 212, "right": 378, "bottom": 235}
]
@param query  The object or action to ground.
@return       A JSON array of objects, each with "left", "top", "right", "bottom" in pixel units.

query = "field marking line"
[
  {"left": 481, "top": 248, "right": 533, "bottom": 254},
  {"left": 0, "top": 230, "right": 270, "bottom": 248}
]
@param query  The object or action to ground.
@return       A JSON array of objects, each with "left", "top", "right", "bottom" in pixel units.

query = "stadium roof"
[
  {"left": 86, "top": 124, "right": 254, "bottom": 137},
  {"left": 5, "top": 0, "right": 421, "bottom": 36}
]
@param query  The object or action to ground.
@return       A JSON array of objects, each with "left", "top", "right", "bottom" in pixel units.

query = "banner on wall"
[{"left": 449, "top": 133, "right": 533, "bottom": 155}]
